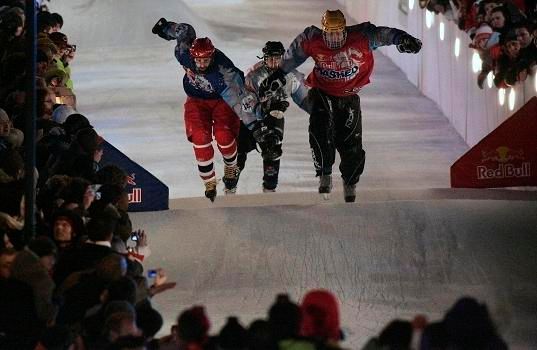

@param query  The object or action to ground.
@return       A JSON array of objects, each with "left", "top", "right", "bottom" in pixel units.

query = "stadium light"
[
  {"left": 508, "top": 88, "right": 516, "bottom": 111},
  {"left": 409, "top": 0, "right": 415, "bottom": 10},
  {"left": 426, "top": 10, "right": 434, "bottom": 29},
  {"left": 487, "top": 71, "right": 494, "bottom": 88},
  {"left": 454, "top": 37, "right": 460, "bottom": 57},
  {"left": 439, "top": 22, "right": 445, "bottom": 40},
  {"left": 472, "top": 52, "right": 481, "bottom": 73},
  {"left": 498, "top": 88, "right": 505, "bottom": 106}
]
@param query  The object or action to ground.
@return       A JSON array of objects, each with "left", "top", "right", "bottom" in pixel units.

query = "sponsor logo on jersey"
[
  {"left": 185, "top": 68, "right": 215, "bottom": 93},
  {"left": 477, "top": 146, "right": 531, "bottom": 180},
  {"left": 316, "top": 66, "right": 359, "bottom": 80},
  {"left": 314, "top": 47, "right": 366, "bottom": 81}
]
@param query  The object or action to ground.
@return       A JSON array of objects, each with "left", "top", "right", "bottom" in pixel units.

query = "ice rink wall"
[{"left": 337, "top": 0, "right": 537, "bottom": 147}]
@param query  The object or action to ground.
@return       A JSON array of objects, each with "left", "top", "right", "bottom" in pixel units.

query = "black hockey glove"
[
  {"left": 152, "top": 18, "right": 175, "bottom": 41},
  {"left": 260, "top": 133, "right": 282, "bottom": 161},
  {"left": 264, "top": 100, "right": 290, "bottom": 119},
  {"left": 252, "top": 121, "right": 275, "bottom": 144},
  {"left": 396, "top": 34, "right": 422, "bottom": 54},
  {"left": 259, "top": 68, "right": 286, "bottom": 99}
]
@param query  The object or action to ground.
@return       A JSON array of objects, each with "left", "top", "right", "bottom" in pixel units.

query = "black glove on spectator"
[
  {"left": 259, "top": 69, "right": 286, "bottom": 99},
  {"left": 397, "top": 34, "right": 422, "bottom": 54},
  {"left": 152, "top": 18, "right": 175, "bottom": 41},
  {"left": 252, "top": 121, "right": 275, "bottom": 144}
]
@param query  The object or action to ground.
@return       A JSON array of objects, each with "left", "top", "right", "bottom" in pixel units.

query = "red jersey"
[{"left": 280, "top": 23, "right": 406, "bottom": 97}]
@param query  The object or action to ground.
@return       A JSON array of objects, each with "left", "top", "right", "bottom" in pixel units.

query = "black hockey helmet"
[{"left": 262, "top": 41, "right": 285, "bottom": 58}]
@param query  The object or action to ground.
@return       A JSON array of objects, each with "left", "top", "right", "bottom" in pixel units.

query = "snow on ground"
[{"left": 49, "top": 1, "right": 537, "bottom": 348}]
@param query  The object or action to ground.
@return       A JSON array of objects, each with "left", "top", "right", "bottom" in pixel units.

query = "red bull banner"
[
  {"left": 101, "top": 140, "right": 169, "bottom": 211},
  {"left": 451, "top": 97, "right": 537, "bottom": 188}
]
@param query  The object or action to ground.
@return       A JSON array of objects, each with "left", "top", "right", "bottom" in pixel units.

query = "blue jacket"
[{"left": 164, "top": 22, "right": 261, "bottom": 127}]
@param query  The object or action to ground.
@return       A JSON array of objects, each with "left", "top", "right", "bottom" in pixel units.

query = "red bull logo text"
[
  {"left": 477, "top": 146, "right": 531, "bottom": 180},
  {"left": 128, "top": 188, "right": 142, "bottom": 203}
]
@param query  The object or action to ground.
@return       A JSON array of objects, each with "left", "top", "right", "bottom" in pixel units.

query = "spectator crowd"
[
  {"left": 0, "top": 0, "right": 514, "bottom": 349},
  {"left": 420, "top": 0, "right": 536, "bottom": 88}
]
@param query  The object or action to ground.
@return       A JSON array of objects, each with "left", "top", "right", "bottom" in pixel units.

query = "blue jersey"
[{"left": 165, "top": 22, "right": 261, "bottom": 126}]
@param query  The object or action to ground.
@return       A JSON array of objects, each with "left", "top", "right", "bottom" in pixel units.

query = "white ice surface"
[{"left": 49, "top": 1, "right": 537, "bottom": 348}]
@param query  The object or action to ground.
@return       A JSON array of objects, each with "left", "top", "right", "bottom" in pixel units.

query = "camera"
[
  {"left": 130, "top": 232, "right": 139, "bottom": 241},
  {"left": 147, "top": 269, "right": 157, "bottom": 278}
]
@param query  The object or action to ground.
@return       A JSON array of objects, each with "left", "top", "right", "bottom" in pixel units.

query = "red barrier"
[{"left": 451, "top": 97, "right": 537, "bottom": 188}]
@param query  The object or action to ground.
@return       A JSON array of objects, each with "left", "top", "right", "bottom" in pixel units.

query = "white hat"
[
  {"left": 0, "top": 108, "right": 9, "bottom": 123},
  {"left": 474, "top": 24, "right": 493, "bottom": 41},
  {"left": 52, "top": 105, "right": 77, "bottom": 124}
]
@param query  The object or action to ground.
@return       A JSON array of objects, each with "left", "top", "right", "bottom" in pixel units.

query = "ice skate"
[
  {"left": 262, "top": 186, "right": 276, "bottom": 193},
  {"left": 204, "top": 179, "right": 217, "bottom": 202},
  {"left": 318, "top": 174, "right": 332, "bottom": 200},
  {"left": 343, "top": 182, "right": 356, "bottom": 203},
  {"left": 223, "top": 164, "right": 239, "bottom": 194}
]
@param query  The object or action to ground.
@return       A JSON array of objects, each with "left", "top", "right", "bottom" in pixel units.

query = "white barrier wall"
[{"left": 337, "top": 0, "right": 537, "bottom": 147}]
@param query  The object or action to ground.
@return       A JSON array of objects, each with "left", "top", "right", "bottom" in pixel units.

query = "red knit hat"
[{"left": 299, "top": 289, "right": 341, "bottom": 341}]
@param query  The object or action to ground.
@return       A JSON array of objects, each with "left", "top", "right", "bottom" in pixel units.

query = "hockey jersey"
[
  {"left": 244, "top": 61, "right": 311, "bottom": 126},
  {"left": 280, "top": 23, "right": 407, "bottom": 97},
  {"left": 166, "top": 22, "right": 261, "bottom": 125}
]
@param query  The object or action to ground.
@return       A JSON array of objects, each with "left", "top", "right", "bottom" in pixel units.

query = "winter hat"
[
  {"left": 0, "top": 108, "right": 9, "bottom": 123},
  {"left": 48, "top": 32, "right": 69, "bottom": 49},
  {"left": 76, "top": 127, "right": 103, "bottom": 154},
  {"left": 63, "top": 113, "right": 92, "bottom": 136},
  {"left": 51, "top": 104, "right": 76, "bottom": 124},
  {"left": 474, "top": 23, "right": 493, "bottom": 43},
  {"left": 299, "top": 289, "right": 341, "bottom": 341},
  {"left": 442, "top": 297, "right": 505, "bottom": 349},
  {"left": 218, "top": 316, "right": 247, "bottom": 349},
  {"left": 136, "top": 304, "right": 164, "bottom": 338},
  {"left": 268, "top": 294, "right": 301, "bottom": 340},
  {"left": 377, "top": 319, "right": 413, "bottom": 349},
  {"left": 176, "top": 305, "right": 211, "bottom": 343},
  {"left": 28, "top": 236, "right": 58, "bottom": 258}
]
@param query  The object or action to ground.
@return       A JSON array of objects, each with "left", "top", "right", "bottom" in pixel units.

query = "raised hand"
[
  {"left": 259, "top": 68, "right": 286, "bottom": 99},
  {"left": 152, "top": 18, "right": 175, "bottom": 41},
  {"left": 397, "top": 34, "right": 422, "bottom": 54}
]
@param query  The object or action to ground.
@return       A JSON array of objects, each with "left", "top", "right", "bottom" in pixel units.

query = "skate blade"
[
  {"left": 321, "top": 193, "right": 330, "bottom": 200},
  {"left": 224, "top": 189, "right": 237, "bottom": 195}
]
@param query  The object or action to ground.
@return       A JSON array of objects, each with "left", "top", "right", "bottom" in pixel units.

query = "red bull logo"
[
  {"left": 128, "top": 188, "right": 142, "bottom": 203},
  {"left": 477, "top": 146, "right": 531, "bottom": 180},
  {"left": 126, "top": 173, "right": 137, "bottom": 186},
  {"left": 480, "top": 146, "right": 525, "bottom": 163}
]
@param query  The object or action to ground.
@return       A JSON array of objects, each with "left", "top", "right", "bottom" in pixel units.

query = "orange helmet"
[
  {"left": 321, "top": 10, "right": 346, "bottom": 33},
  {"left": 321, "top": 10, "right": 347, "bottom": 49}
]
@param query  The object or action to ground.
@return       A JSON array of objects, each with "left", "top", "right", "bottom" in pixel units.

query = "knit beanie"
[
  {"left": 177, "top": 306, "right": 211, "bottom": 343},
  {"left": 299, "top": 289, "right": 341, "bottom": 342}
]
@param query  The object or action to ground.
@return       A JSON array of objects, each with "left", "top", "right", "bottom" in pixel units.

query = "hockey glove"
[
  {"left": 396, "top": 34, "right": 422, "bottom": 54},
  {"left": 152, "top": 18, "right": 175, "bottom": 41},
  {"left": 264, "top": 100, "right": 290, "bottom": 119},
  {"left": 260, "top": 133, "right": 282, "bottom": 161},
  {"left": 259, "top": 68, "right": 286, "bottom": 99},
  {"left": 252, "top": 121, "right": 275, "bottom": 144}
]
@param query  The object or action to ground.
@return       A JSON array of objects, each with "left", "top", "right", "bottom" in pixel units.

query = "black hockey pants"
[
  {"left": 237, "top": 116, "right": 284, "bottom": 190},
  {"left": 308, "top": 88, "right": 365, "bottom": 186}
]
